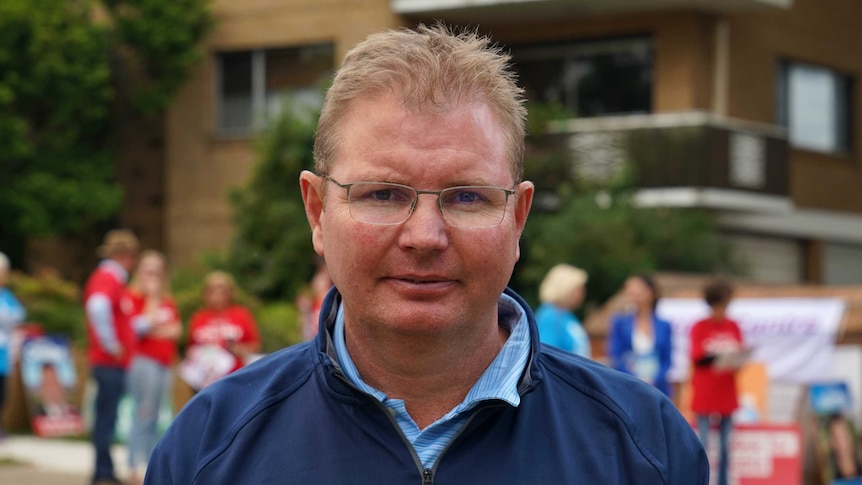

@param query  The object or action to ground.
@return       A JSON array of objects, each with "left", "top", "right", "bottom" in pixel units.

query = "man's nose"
[{"left": 397, "top": 194, "right": 449, "bottom": 252}]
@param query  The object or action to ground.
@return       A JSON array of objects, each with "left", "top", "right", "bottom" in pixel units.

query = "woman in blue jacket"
[{"left": 607, "top": 274, "right": 674, "bottom": 397}]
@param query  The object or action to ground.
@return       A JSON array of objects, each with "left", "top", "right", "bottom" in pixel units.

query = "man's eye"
[
  {"left": 371, "top": 190, "right": 393, "bottom": 201},
  {"left": 446, "top": 189, "right": 487, "bottom": 205}
]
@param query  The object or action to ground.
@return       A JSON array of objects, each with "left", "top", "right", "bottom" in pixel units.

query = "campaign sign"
[
  {"left": 701, "top": 423, "right": 801, "bottom": 485},
  {"left": 810, "top": 381, "right": 854, "bottom": 416},
  {"left": 20, "top": 335, "right": 85, "bottom": 437}
]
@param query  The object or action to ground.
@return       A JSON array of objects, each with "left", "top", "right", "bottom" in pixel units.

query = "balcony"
[
  {"left": 392, "top": 0, "right": 793, "bottom": 22},
  {"left": 528, "top": 112, "right": 790, "bottom": 211}
]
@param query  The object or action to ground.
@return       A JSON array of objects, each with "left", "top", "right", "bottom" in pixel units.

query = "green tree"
[
  {"left": 227, "top": 102, "right": 319, "bottom": 302},
  {"left": 0, "top": 0, "right": 211, "bottom": 264},
  {"left": 513, "top": 160, "right": 742, "bottom": 313}
]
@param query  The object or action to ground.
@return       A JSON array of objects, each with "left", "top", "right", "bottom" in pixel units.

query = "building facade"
[{"left": 150, "top": 0, "right": 862, "bottom": 284}]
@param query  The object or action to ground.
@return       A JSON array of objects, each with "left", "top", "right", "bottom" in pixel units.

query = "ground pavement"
[{"left": 0, "top": 435, "right": 129, "bottom": 485}]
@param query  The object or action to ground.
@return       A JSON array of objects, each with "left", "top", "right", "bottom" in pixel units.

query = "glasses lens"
[
  {"left": 347, "top": 182, "right": 415, "bottom": 224},
  {"left": 439, "top": 186, "right": 510, "bottom": 228}
]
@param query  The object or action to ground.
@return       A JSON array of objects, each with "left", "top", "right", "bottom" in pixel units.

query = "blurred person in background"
[
  {"left": 690, "top": 279, "right": 745, "bottom": 485},
  {"left": 0, "top": 251, "right": 25, "bottom": 439},
  {"left": 298, "top": 259, "right": 332, "bottom": 341},
  {"left": 535, "top": 264, "right": 590, "bottom": 358},
  {"left": 123, "top": 250, "right": 182, "bottom": 484},
  {"left": 85, "top": 229, "right": 139, "bottom": 485},
  {"left": 607, "top": 274, "right": 673, "bottom": 397},
  {"left": 185, "top": 271, "right": 260, "bottom": 384}
]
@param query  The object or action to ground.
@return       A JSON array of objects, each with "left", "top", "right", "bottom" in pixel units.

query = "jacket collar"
[{"left": 313, "top": 287, "right": 542, "bottom": 395}]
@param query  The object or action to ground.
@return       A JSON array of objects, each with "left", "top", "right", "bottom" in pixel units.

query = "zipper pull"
[{"left": 423, "top": 468, "right": 433, "bottom": 485}]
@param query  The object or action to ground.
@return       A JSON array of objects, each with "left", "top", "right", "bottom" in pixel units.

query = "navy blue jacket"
[
  {"left": 146, "top": 288, "right": 708, "bottom": 484},
  {"left": 607, "top": 312, "right": 675, "bottom": 397}
]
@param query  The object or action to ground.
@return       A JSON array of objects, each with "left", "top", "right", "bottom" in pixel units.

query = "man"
[
  {"left": 146, "top": 25, "right": 708, "bottom": 484},
  {"left": 85, "top": 229, "right": 139, "bottom": 485}
]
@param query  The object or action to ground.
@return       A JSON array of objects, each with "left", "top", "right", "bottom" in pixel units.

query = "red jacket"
[
  {"left": 84, "top": 261, "right": 136, "bottom": 368},
  {"left": 122, "top": 290, "right": 180, "bottom": 366},
  {"left": 689, "top": 316, "right": 743, "bottom": 416}
]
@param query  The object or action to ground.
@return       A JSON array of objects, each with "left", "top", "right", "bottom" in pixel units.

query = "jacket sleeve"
[
  {"left": 607, "top": 315, "right": 629, "bottom": 373},
  {"left": 656, "top": 318, "right": 673, "bottom": 385},
  {"left": 659, "top": 397, "right": 711, "bottom": 484}
]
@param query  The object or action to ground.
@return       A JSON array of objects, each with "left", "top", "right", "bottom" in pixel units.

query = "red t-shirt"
[
  {"left": 187, "top": 305, "right": 260, "bottom": 372},
  {"left": 84, "top": 263, "right": 136, "bottom": 368},
  {"left": 121, "top": 290, "right": 180, "bottom": 366},
  {"left": 689, "top": 316, "right": 744, "bottom": 416}
]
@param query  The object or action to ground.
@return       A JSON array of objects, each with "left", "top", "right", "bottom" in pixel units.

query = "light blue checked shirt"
[{"left": 333, "top": 293, "right": 531, "bottom": 469}]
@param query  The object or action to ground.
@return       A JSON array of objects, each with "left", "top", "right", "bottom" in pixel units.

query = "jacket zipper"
[{"left": 331, "top": 363, "right": 511, "bottom": 484}]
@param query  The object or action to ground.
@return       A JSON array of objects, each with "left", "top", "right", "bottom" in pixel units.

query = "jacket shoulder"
[
  {"left": 536, "top": 349, "right": 708, "bottom": 483},
  {"left": 148, "top": 342, "right": 321, "bottom": 482}
]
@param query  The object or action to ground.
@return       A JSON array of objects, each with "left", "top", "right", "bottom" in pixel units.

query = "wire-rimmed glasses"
[{"left": 324, "top": 177, "right": 515, "bottom": 228}]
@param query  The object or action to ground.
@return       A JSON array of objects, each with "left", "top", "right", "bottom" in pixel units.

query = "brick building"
[{"left": 122, "top": 0, "right": 862, "bottom": 284}]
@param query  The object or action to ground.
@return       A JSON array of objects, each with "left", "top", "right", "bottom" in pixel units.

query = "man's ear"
[
  {"left": 300, "top": 170, "right": 325, "bottom": 257},
  {"left": 513, "top": 181, "right": 534, "bottom": 261}
]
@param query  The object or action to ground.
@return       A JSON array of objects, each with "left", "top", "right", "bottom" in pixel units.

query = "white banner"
[{"left": 657, "top": 298, "right": 846, "bottom": 384}]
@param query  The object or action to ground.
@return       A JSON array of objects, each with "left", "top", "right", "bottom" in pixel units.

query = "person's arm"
[
  {"left": 131, "top": 314, "right": 155, "bottom": 337},
  {"left": 571, "top": 322, "right": 591, "bottom": 359},
  {"left": 607, "top": 315, "right": 629, "bottom": 372},
  {"left": 0, "top": 290, "right": 26, "bottom": 329},
  {"left": 146, "top": 300, "right": 183, "bottom": 341},
  {"left": 228, "top": 307, "right": 261, "bottom": 359},
  {"left": 690, "top": 322, "right": 717, "bottom": 367},
  {"left": 656, "top": 319, "right": 673, "bottom": 382},
  {"left": 86, "top": 293, "right": 122, "bottom": 356}
]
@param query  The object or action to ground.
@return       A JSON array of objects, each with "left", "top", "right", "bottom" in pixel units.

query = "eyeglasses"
[{"left": 324, "top": 177, "right": 515, "bottom": 228}]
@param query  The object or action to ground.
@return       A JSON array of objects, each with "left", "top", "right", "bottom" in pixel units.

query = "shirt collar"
[
  {"left": 333, "top": 293, "right": 531, "bottom": 408},
  {"left": 99, "top": 259, "right": 129, "bottom": 284}
]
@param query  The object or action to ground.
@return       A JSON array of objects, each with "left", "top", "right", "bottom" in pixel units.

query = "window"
[
  {"left": 216, "top": 44, "right": 334, "bottom": 135},
  {"left": 510, "top": 37, "right": 653, "bottom": 118},
  {"left": 778, "top": 60, "right": 853, "bottom": 154}
]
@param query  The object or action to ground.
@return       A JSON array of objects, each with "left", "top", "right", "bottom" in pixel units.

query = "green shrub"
[
  {"left": 256, "top": 302, "right": 303, "bottom": 354},
  {"left": 7, "top": 271, "right": 85, "bottom": 344}
]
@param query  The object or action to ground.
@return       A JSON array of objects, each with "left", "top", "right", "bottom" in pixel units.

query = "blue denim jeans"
[
  {"left": 697, "top": 414, "right": 732, "bottom": 485},
  {"left": 126, "top": 355, "right": 173, "bottom": 471},
  {"left": 91, "top": 365, "right": 126, "bottom": 483}
]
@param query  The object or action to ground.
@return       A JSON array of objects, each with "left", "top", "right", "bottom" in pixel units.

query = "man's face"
[{"left": 301, "top": 95, "right": 533, "bottom": 340}]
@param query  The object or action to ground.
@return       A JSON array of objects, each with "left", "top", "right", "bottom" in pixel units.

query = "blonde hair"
[
  {"left": 314, "top": 23, "right": 527, "bottom": 181},
  {"left": 539, "top": 264, "right": 588, "bottom": 306},
  {"left": 129, "top": 250, "right": 172, "bottom": 297}
]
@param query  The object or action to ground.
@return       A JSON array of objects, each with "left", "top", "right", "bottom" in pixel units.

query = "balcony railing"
[
  {"left": 392, "top": 0, "right": 792, "bottom": 21},
  {"left": 528, "top": 112, "right": 789, "bottom": 203}
]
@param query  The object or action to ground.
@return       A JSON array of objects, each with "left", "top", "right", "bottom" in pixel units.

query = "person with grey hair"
[
  {"left": 536, "top": 263, "right": 590, "bottom": 358},
  {"left": 0, "top": 251, "right": 26, "bottom": 439},
  {"left": 146, "top": 24, "right": 707, "bottom": 484}
]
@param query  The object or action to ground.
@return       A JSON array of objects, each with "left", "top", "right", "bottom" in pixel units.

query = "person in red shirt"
[
  {"left": 690, "top": 279, "right": 746, "bottom": 485},
  {"left": 185, "top": 272, "right": 260, "bottom": 388},
  {"left": 122, "top": 250, "right": 181, "bottom": 484},
  {"left": 84, "top": 229, "right": 139, "bottom": 485}
]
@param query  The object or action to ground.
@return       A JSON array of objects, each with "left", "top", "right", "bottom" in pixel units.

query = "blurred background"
[{"left": 1, "top": 0, "right": 862, "bottom": 484}]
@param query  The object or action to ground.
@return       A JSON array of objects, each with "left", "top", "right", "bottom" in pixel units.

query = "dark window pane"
[
  {"left": 512, "top": 37, "right": 653, "bottom": 118},
  {"left": 265, "top": 44, "right": 334, "bottom": 121},
  {"left": 219, "top": 51, "right": 253, "bottom": 132}
]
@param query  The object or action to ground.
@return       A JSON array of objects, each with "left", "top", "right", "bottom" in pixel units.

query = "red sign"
[{"left": 701, "top": 423, "right": 801, "bottom": 485}]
